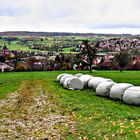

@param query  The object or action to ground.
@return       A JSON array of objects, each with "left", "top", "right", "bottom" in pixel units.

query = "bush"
[{"left": 16, "top": 63, "right": 28, "bottom": 71}]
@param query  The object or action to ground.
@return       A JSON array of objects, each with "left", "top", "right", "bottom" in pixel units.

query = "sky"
[{"left": 0, "top": 0, "right": 140, "bottom": 34}]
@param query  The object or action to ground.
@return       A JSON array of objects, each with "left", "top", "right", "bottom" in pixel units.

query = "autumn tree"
[
  {"left": 115, "top": 50, "right": 132, "bottom": 72},
  {"left": 80, "top": 40, "right": 98, "bottom": 73}
]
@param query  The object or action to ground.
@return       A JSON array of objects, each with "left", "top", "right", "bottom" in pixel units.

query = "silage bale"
[
  {"left": 123, "top": 86, "right": 140, "bottom": 105},
  {"left": 60, "top": 74, "right": 73, "bottom": 85},
  {"left": 96, "top": 81, "right": 116, "bottom": 97},
  {"left": 56, "top": 73, "right": 68, "bottom": 81},
  {"left": 63, "top": 76, "right": 74, "bottom": 88},
  {"left": 88, "top": 77, "right": 103, "bottom": 88},
  {"left": 93, "top": 78, "right": 113, "bottom": 90},
  {"left": 74, "top": 73, "right": 83, "bottom": 78},
  {"left": 63, "top": 76, "right": 84, "bottom": 90},
  {"left": 110, "top": 83, "right": 133, "bottom": 100},
  {"left": 79, "top": 74, "right": 93, "bottom": 86}
]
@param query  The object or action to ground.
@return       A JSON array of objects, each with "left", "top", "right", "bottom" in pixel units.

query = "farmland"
[
  {"left": 0, "top": 71, "right": 140, "bottom": 139},
  {"left": 0, "top": 35, "right": 110, "bottom": 52}
]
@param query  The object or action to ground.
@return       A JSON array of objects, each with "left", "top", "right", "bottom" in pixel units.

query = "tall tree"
[
  {"left": 80, "top": 40, "right": 97, "bottom": 73},
  {"left": 115, "top": 50, "right": 132, "bottom": 72}
]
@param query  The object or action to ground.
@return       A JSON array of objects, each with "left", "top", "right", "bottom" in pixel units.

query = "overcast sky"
[{"left": 0, "top": 0, "right": 140, "bottom": 34}]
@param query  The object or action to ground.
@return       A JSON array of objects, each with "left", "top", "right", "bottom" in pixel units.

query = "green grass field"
[
  {"left": 0, "top": 71, "right": 140, "bottom": 139},
  {"left": 0, "top": 40, "right": 76, "bottom": 53},
  {"left": 0, "top": 35, "right": 99, "bottom": 53},
  {"left": 0, "top": 40, "right": 31, "bottom": 51}
]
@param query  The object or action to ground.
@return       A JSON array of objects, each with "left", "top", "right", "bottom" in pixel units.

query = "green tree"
[
  {"left": 80, "top": 40, "right": 97, "bottom": 73},
  {"left": 115, "top": 50, "right": 132, "bottom": 72}
]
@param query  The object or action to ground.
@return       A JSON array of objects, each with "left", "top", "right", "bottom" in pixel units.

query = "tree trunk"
[{"left": 89, "top": 64, "right": 92, "bottom": 73}]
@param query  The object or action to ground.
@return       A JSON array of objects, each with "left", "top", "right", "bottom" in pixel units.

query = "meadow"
[
  {"left": 0, "top": 35, "right": 103, "bottom": 53},
  {"left": 0, "top": 71, "right": 140, "bottom": 139},
  {"left": 0, "top": 40, "right": 32, "bottom": 51}
]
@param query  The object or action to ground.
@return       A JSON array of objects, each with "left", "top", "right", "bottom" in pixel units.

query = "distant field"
[
  {"left": 0, "top": 71, "right": 139, "bottom": 139},
  {"left": 8, "top": 41, "right": 30, "bottom": 51},
  {"left": 0, "top": 35, "right": 103, "bottom": 52},
  {"left": 0, "top": 40, "right": 31, "bottom": 51}
]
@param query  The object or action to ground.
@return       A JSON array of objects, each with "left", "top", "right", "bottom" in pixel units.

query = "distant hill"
[{"left": 0, "top": 31, "right": 136, "bottom": 37}]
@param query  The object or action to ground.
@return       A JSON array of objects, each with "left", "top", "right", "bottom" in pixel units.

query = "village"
[{"left": 0, "top": 36, "right": 140, "bottom": 72}]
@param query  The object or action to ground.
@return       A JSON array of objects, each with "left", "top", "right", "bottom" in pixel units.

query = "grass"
[
  {"left": 0, "top": 40, "right": 42, "bottom": 51},
  {"left": 0, "top": 40, "right": 31, "bottom": 51},
  {"left": 0, "top": 70, "right": 140, "bottom": 139},
  {"left": 8, "top": 41, "right": 29, "bottom": 51},
  {"left": 61, "top": 47, "right": 79, "bottom": 53}
]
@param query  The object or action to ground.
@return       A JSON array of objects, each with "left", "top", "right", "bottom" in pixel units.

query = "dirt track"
[{"left": 0, "top": 80, "right": 75, "bottom": 140}]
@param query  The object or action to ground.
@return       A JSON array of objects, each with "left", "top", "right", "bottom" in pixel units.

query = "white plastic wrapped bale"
[
  {"left": 63, "top": 76, "right": 75, "bottom": 87},
  {"left": 74, "top": 73, "right": 83, "bottom": 78},
  {"left": 123, "top": 86, "right": 140, "bottom": 105},
  {"left": 63, "top": 76, "right": 84, "bottom": 90},
  {"left": 56, "top": 73, "right": 68, "bottom": 82},
  {"left": 59, "top": 74, "right": 73, "bottom": 85},
  {"left": 93, "top": 78, "right": 113, "bottom": 90},
  {"left": 96, "top": 81, "right": 116, "bottom": 97},
  {"left": 88, "top": 77, "right": 103, "bottom": 88},
  {"left": 110, "top": 83, "right": 133, "bottom": 100},
  {"left": 79, "top": 74, "right": 93, "bottom": 86}
]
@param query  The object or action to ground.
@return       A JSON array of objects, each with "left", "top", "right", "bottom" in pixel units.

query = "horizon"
[{"left": 0, "top": 30, "right": 136, "bottom": 35}]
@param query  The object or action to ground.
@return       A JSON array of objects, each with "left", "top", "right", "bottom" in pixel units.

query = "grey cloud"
[
  {"left": 0, "top": 0, "right": 30, "bottom": 16},
  {"left": 86, "top": 24, "right": 140, "bottom": 29},
  {"left": 0, "top": 7, "right": 29, "bottom": 16},
  {"left": 0, "top": 0, "right": 140, "bottom": 34}
]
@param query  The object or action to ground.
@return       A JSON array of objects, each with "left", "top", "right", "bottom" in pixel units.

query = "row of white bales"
[{"left": 56, "top": 73, "right": 140, "bottom": 106}]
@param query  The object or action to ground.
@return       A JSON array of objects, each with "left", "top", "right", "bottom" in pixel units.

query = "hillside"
[{"left": 0, "top": 31, "right": 134, "bottom": 37}]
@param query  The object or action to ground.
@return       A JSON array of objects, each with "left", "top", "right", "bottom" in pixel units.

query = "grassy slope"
[
  {"left": 0, "top": 40, "right": 30, "bottom": 51},
  {"left": 8, "top": 41, "right": 29, "bottom": 51},
  {"left": 0, "top": 71, "right": 140, "bottom": 139}
]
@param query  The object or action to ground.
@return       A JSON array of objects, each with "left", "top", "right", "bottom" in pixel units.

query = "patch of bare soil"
[{"left": 0, "top": 80, "right": 76, "bottom": 140}]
